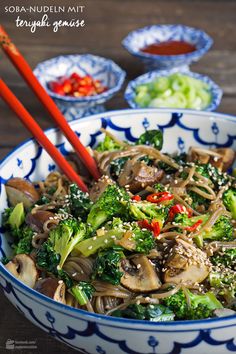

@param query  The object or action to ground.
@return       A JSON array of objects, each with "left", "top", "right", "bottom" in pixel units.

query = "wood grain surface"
[{"left": 0, "top": 1, "right": 236, "bottom": 353}]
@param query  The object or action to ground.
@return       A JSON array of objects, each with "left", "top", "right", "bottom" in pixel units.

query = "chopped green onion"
[{"left": 134, "top": 73, "right": 212, "bottom": 110}]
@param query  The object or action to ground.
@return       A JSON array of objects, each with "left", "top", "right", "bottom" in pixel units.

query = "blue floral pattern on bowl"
[
  {"left": 0, "top": 109, "right": 236, "bottom": 354},
  {"left": 122, "top": 24, "right": 213, "bottom": 71},
  {"left": 125, "top": 68, "right": 222, "bottom": 111},
  {"left": 33, "top": 54, "right": 126, "bottom": 121}
]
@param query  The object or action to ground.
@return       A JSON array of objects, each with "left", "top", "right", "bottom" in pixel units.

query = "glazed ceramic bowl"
[
  {"left": 122, "top": 24, "right": 213, "bottom": 72},
  {"left": 0, "top": 109, "right": 236, "bottom": 354},
  {"left": 125, "top": 68, "right": 222, "bottom": 111},
  {"left": 33, "top": 54, "right": 126, "bottom": 121}
]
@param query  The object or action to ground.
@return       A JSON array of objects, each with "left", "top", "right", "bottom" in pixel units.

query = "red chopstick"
[
  {"left": 0, "top": 79, "right": 89, "bottom": 193},
  {"left": 0, "top": 25, "right": 100, "bottom": 181}
]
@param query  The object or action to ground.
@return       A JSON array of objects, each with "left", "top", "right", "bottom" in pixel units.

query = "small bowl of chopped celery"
[{"left": 125, "top": 69, "right": 222, "bottom": 111}]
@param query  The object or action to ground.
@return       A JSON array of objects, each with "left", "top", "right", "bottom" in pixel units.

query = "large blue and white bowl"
[
  {"left": 33, "top": 54, "right": 126, "bottom": 121},
  {"left": 122, "top": 24, "right": 213, "bottom": 72},
  {"left": 125, "top": 68, "right": 222, "bottom": 111},
  {"left": 0, "top": 109, "right": 236, "bottom": 354}
]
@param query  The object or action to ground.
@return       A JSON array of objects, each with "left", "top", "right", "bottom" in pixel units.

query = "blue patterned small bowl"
[
  {"left": 33, "top": 54, "right": 126, "bottom": 121},
  {"left": 0, "top": 109, "right": 236, "bottom": 354},
  {"left": 122, "top": 24, "right": 213, "bottom": 71},
  {"left": 125, "top": 68, "right": 222, "bottom": 111}
]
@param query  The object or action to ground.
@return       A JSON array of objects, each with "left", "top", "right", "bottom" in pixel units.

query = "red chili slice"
[
  {"left": 151, "top": 220, "right": 161, "bottom": 238},
  {"left": 168, "top": 204, "right": 186, "bottom": 220},
  {"left": 138, "top": 219, "right": 153, "bottom": 231},
  {"left": 132, "top": 195, "right": 141, "bottom": 201},
  {"left": 185, "top": 219, "right": 203, "bottom": 232},
  {"left": 138, "top": 219, "right": 161, "bottom": 238},
  {"left": 48, "top": 81, "right": 65, "bottom": 95},
  {"left": 146, "top": 192, "right": 174, "bottom": 204}
]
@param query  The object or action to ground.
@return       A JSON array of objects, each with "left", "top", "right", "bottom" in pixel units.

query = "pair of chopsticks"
[{"left": 0, "top": 26, "right": 101, "bottom": 192}]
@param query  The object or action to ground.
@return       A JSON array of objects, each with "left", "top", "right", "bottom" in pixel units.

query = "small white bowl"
[
  {"left": 122, "top": 24, "right": 213, "bottom": 72},
  {"left": 125, "top": 68, "right": 222, "bottom": 111},
  {"left": 34, "top": 54, "right": 126, "bottom": 121}
]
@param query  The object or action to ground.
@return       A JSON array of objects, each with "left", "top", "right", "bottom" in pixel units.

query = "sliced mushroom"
[
  {"left": 164, "top": 240, "right": 210, "bottom": 286},
  {"left": 25, "top": 210, "right": 55, "bottom": 232},
  {"left": 211, "top": 148, "right": 235, "bottom": 171},
  {"left": 89, "top": 175, "right": 114, "bottom": 202},
  {"left": 118, "top": 160, "right": 164, "bottom": 193},
  {"left": 120, "top": 255, "right": 162, "bottom": 292},
  {"left": 187, "top": 147, "right": 235, "bottom": 172},
  {"left": 6, "top": 178, "right": 39, "bottom": 208},
  {"left": 5, "top": 254, "right": 38, "bottom": 288},
  {"left": 34, "top": 278, "right": 66, "bottom": 304}
]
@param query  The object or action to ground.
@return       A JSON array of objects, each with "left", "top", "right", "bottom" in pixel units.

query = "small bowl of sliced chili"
[
  {"left": 33, "top": 54, "right": 126, "bottom": 121},
  {"left": 122, "top": 24, "right": 213, "bottom": 72}
]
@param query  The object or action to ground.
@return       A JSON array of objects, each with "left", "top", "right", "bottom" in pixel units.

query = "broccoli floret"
[
  {"left": 37, "top": 218, "right": 86, "bottom": 270},
  {"left": 223, "top": 188, "right": 236, "bottom": 219},
  {"left": 87, "top": 184, "right": 130, "bottom": 231},
  {"left": 136, "top": 129, "right": 163, "bottom": 150},
  {"left": 209, "top": 269, "right": 236, "bottom": 304},
  {"left": 202, "top": 216, "right": 233, "bottom": 242},
  {"left": 2, "top": 203, "right": 25, "bottom": 237},
  {"left": 48, "top": 218, "right": 87, "bottom": 268},
  {"left": 174, "top": 213, "right": 233, "bottom": 246},
  {"left": 163, "top": 289, "right": 223, "bottom": 320},
  {"left": 112, "top": 303, "right": 175, "bottom": 321},
  {"left": 129, "top": 200, "right": 168, "bottom": 228},
  {"left": 96, "top": 135, "right": 123, "bottom": 152},
  {"left": 92, "top": 247, "right": 125, "bottom": 285},
  {"left": 70, "top": 281, "right": 95, "bottom": 305},
  {"left": 69, "top": 183, "right": 93, "bottom": 221},
  {"left": 116, "top": 223, "right": 155, "bottom": 254},
  {"left": 14, "top": 226, "right": 34, "bottom": 254},
  {"left": 211, "top": 248, "right": 236, "bottom": 269}
]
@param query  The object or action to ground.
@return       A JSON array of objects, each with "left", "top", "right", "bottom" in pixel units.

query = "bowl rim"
[
  {"left": 33, "top": 54, "right": 126, "bottom": 103},
  {"left": 124, "top": 69, "right": 223, "bottom": 112},
  {"left": 122, "top": 24, "right": 213, "bottom": 61},
  {"left": 1, "top": 107, "right": 236, "bottom": 327}
]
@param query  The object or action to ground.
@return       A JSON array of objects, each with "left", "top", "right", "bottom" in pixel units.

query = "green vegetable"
[
  {"left": 92, "top": 247, "right": 125, "bottom": 285},
  {"left": 96, "top": 135, "right": 123, "bottom": 152},
  {"left": 14, "top": 226, "right": 34, "bottom": 254},
  {"left": 87, "top": 184, "right": 130, "bottom": 231},
  {"left": 74, "top": 229, "right": 124, "bottom": 257},
  {"left": 223, "top": 188, "right": 236, "bottom": 219},
  {"left": 37, "top": 218, "right": 87, "bottom": 270},
  {"left": 211, "top": 248, "right": 236, "bottom": 269},
  {"left": 209, "top": 269, "right": 236, "bottom": 304},
  {"left": 112, "top": 304, "right": 175, "bottom": 321},
  {"left": 157, "top": 153, "right": 187, "bottom": 174},
  {"left": 8, "top": 202, "right": 25, "bottom": 230},
  {"left": 174, "top": 213, "right": 233, "bottom": 246},
  {"left": 69, "top": 183, "right": 93, "bottom": 221},
  {"left": 163, "top": 289, "right": 223, "bottom": 320},
  {"left": 110, "top": 157, "right": 129, "bottom": 179},
  {"left": 134, "top": 73, "right": 212, "bottom": 110},
  {"left": 129, "top": 225, "right": 155, "bottom": 253},
  {"left": 129, "top": 200, "right": 168, "bottom": 227},
  {"left": 70, "top": 282, "right": 95, "bottom": 305},
  {"left": 2, "top": 203, "right": 25, "bottom": 236},
  {"left": 136, "top": 129, "right": 163, "bottom": 150}
]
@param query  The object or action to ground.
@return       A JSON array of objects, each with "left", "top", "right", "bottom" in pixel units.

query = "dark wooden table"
[{"left": 0, "top": 0, "right": 236, "bottom": 353}]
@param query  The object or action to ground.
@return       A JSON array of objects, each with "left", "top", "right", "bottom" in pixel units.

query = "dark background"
[{"left": 0, "top": 0, "right": 236, "bottom": 353}]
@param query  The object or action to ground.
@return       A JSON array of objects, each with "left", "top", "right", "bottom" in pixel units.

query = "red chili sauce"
[{"left": 140, "top": 40, "right": 196, "bottom": 56}]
